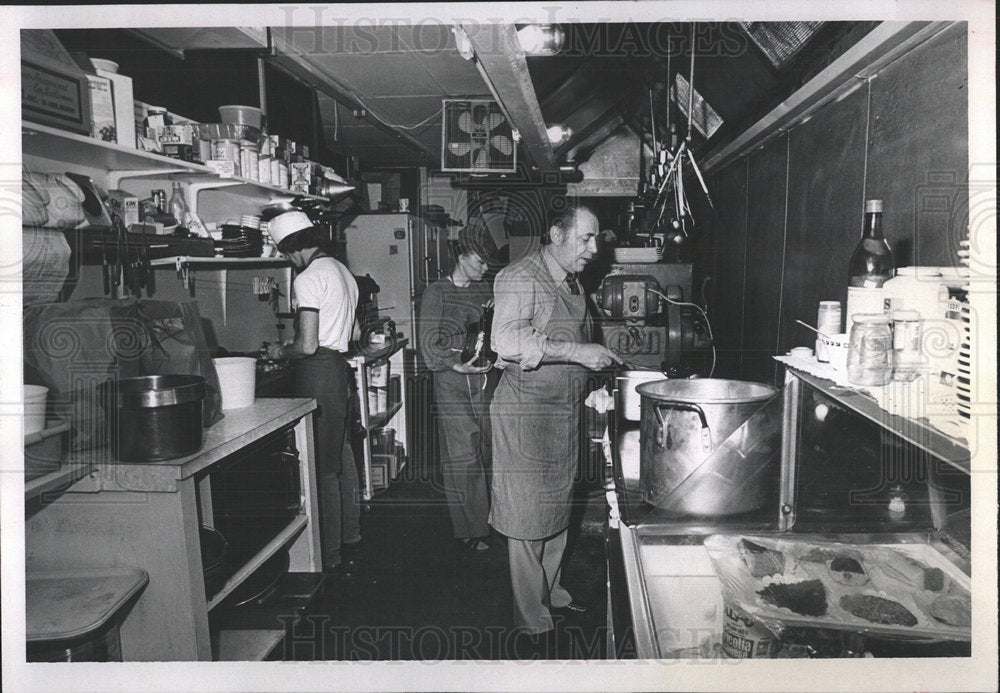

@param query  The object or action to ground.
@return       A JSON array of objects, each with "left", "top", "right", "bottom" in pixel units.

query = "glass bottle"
[
  {"left": 168, "top": 182, "right": 188, "bottom": 227},
  {"left": 846, "top": 199, "right": 894, "bottom": 334}
]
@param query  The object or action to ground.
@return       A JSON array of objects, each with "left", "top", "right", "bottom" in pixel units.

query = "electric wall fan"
[{"left": 441, "top": 99, "right": 516, "bottom": 173}]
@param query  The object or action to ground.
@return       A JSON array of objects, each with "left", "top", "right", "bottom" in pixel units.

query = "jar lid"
[
  {"left": 851, "top": 313, "right": 890, "bottom": 324},
  {"left": 895, "top": 266, "right": 941, "bottom": 277},
  {"left": 892, "top": 310, "right": 921, "bottom": 320},
  {"left": 818, "top": 301, "right": 840, "bottom": 308}
]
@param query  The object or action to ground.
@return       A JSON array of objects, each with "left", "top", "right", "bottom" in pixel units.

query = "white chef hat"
[{"left": 267, "top": 210, "right": 313, "bottom": 246}]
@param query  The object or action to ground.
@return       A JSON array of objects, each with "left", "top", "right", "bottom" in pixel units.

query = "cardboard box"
[
  {"left": 105, "top": 189, "right": 139, "bottom": 227},
  {"left": 95, "top": 67, "right": 136, "bottom": 148},
  {"left": 21, "top": 30, "right": 92, "bottom": 135},
  {"left": 289, "top": 162, "right": 313, "bottom": 194},
  {"left": 85, "top": 74, "right": 117, "bottom": 142},
  {"left": 207, "top": 159, "right": 237, "bottom": 178}
]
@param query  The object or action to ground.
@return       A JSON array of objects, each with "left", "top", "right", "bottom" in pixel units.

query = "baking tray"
[{"left": 704, "top": 534, "right": 971, "bottom": 642}]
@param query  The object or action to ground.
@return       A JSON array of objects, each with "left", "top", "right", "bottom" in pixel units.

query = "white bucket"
[
  {"left": 212, "top": 357, "right": 256, "bottom": 410},
  {"left": 24, "top": 385, "right": 49, "bottom": 435}
]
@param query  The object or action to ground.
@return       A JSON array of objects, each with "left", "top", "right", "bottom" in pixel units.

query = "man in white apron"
[{"left": 489, "top": 204, "right": 621, "bottom": 643}]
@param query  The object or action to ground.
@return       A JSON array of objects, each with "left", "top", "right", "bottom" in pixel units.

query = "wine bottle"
[
  {"left": 460, "top": 305, "right": 496, "bottom": 367},
  {"left": 846, "top": 199, "right": 894, "bottom": 334}
]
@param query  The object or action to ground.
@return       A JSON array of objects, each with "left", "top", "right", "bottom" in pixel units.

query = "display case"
[{"left": 607, "top": 367, "right": 972, "bottom": 659}]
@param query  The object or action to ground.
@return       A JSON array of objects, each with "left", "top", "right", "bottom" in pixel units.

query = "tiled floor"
[{"left": 286, "top": 471, "right": 609, "bottom": 661}]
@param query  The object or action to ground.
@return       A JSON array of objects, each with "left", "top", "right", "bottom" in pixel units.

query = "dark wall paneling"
[
  {"left": 708, "top": 157, "right": 749, "bottom": 380},
  {"left": 865, "top": 23, "right": 969, "bottom": 266},
  {"left": 779, "top": 83, "right": 869, "bottom": 358},
  {"left": 742, "top": 136, "right": 789, "bottom": 386}
]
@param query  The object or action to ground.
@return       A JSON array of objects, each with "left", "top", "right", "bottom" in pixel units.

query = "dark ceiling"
[{"left": 56, "top": 22, "right": 878, "bottom": 175}]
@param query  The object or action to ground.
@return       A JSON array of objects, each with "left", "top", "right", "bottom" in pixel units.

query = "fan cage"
[{"left": 441, "top": 99, "right": 517, "bottom": 173}]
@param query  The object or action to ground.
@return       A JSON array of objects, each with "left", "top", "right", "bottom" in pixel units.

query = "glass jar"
[
  {"left": 847, "top": 313, "right": 892, "bottom": 386},
  {"left": 891, "top": 309, "right": 923, "bottom": 381}
]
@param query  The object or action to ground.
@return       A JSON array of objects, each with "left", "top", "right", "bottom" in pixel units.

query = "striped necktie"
[{"left": 564, "top": 273, "right": 580, "bottom": 295}]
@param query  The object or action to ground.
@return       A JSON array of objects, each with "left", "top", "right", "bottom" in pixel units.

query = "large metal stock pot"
[{"left": 636, "top": 378, "right": 778, "bottom": 515}]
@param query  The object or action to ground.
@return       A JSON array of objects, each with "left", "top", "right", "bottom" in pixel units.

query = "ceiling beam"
[
  {"left": 267, "top": 33, "right": 438, "bottom": 164},
  {"left": 462, "top": 23, "right": 557, "bottom": 173}
]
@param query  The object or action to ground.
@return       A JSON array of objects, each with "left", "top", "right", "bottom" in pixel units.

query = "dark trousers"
[
  {"left": 434, "top": 369, "right": 492, "bottom": 540},
  {"left": 296, "top": 349, "right": 360, "bottom": 566}
]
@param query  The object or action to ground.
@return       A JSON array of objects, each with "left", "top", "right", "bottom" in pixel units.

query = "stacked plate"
[{"left": 215, "top": 223, "right": 263, "bottom": 257}]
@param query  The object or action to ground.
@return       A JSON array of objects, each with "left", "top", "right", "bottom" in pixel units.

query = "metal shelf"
[
  {"left": 206, "top": 515, "right": 308, "bottom": 612},
  {"left": 22, "top": 121, "right": 208, "bottom": 174},
  {"left": 787, "top": 367, "right": 970, "bottom": 475},
  {"left": 215, "top": 629, "right": 284, "bottom": 661},
  {"left": 368, "top": 401, "right": 403, "bottom": 430},
  {"left": 149, "top": 256, "right": 288, "bottom": 267},
  {"left": 22, "top": 122, "right": 324, "bottom": 209}
]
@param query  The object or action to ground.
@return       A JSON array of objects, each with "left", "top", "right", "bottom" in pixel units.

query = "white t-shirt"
[{"left": 292, "top": 256, "right": 359, "bottom": 352}]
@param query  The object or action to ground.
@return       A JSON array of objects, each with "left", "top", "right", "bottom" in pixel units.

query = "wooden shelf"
[
  {"left": 215, "top": 629, "right": 284, "bottom": 661},
  {"left": 788, "top": 367, "right": 970, "bottom": 474},
  {"left": 149, "top": 256, "right": 288, "bottom": 267},
  {"left": 206, "top": 515, "right": 308, "bottom": 611}
]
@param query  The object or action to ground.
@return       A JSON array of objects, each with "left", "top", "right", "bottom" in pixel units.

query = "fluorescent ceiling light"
[
  {"left": 741, "top": 22, "right": 824, "bottom": 67},
  {"left": 672, "top": 73, "right": 724, "bottom": 139}
]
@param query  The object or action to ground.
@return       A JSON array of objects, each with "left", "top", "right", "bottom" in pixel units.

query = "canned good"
[{"left": 816, "top": 301, "right": 842, "bottom": 362}]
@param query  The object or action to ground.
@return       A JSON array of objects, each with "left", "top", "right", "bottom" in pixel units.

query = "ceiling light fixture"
[
  {"left": 546, "top": 124, "right": 573, "bottom": 145},
  {"left": 516, "top": 24, "right": 565, "bottom": 56}
]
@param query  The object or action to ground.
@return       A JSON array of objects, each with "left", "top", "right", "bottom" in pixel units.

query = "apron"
[
  {"left": 295, "top": 348, "right": 350, "bottom": 475},
  {"left": 489, "top": 267, "right": 592, "bottom": 540}
]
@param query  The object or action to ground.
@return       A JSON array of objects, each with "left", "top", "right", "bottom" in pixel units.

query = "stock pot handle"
[{"left": 652, "top": 401, "right": 713, "bottom": 452}]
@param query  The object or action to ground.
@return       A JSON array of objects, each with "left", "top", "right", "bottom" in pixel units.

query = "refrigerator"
[{"left": 342, "top": 212, "right": 451, "bottom": 345}]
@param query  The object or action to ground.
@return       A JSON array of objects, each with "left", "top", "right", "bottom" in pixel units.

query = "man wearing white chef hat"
[{"left": 267, "top": 210, "right": 362, "bottom": 574}]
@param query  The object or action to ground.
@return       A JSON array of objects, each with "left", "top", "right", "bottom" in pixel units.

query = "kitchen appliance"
[
  {"left": 596, "top": 262, "right": 711, "bottom": 372},
  {"left": 607, "top": 366, "right": 972, "bottom": 659},
  {"left": 106, "top": 374, "right": 205, "bottom": 462},
  {"left": 343, "top": 213, "right": 450, "bottom": 344},
  {"left": 636, "top": 379, "right": 781, "bottom": 516}
]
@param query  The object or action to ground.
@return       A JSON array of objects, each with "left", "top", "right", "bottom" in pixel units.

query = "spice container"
[
  {"left": 847, "top": 314, "right": 892, "bottom": 386},
  {"left": 815, "top": 301, "right": 841, "bottom": 362},
  {"left": 891, "top": 310, "right": 923, "bottom": 381}
]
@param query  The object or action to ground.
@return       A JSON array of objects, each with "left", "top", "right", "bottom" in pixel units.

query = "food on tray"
[
  {"left": 739, "top": 539, "right": 785, "bottom": 578},
  {"left": 879, "top": 550, "right": 946, "bottom": 591},
  {"left": 929, "top": 594, "right": 971, "bottom": 627},
  {"left": 800, "top": 546, "right": 861, "bottom": 564},
  {"left": 828, "top": 556, "right": 869, "bottom": 586},
  {"left": 839, "top": 594, "right": 918, "bottom": 626},
  {"left": 758, "top": 579, "right": 828, "bottom": 617}
]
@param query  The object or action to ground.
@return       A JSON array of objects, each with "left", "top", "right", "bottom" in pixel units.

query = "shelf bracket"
[{"left": 107, "top": 167, "right": 188, "bottom": 190}]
